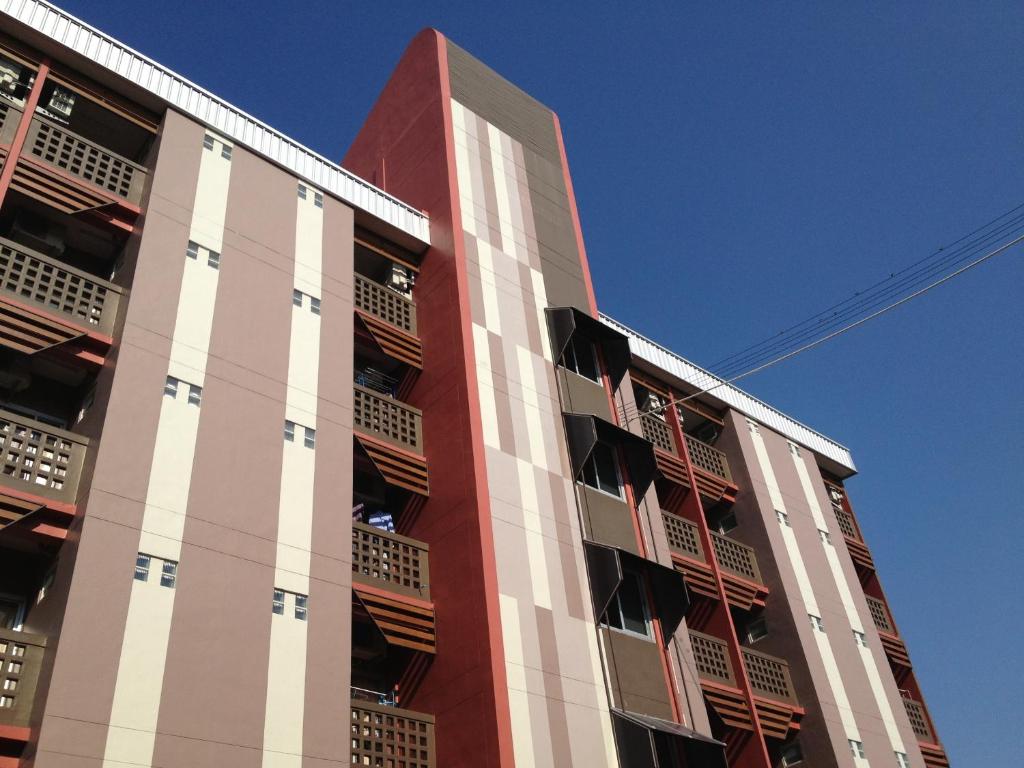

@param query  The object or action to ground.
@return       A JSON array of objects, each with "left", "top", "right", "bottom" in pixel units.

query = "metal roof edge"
[
  {"left": 0, "top": 0, "right": 430, "bottom": 245},
  {"left": 599, "top": 314, "right": 857, "bottom": 473}
]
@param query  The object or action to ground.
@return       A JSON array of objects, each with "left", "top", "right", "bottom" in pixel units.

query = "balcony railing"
[
  {"left": 711, "top": 533, "right": 762, "bottom": 583},
  {"left": 0, "top": 409, "right": 88, "bottom": 505},
  {"left": 865, "top": 595, "right": 895, "bottom": 634},
  {"left": 831, "top": 502, "right": 860, "bottom": 541},
  {"left": 0, "top": 100, "right": 19, "bottom": 145},
  {"left": 0, "top": 627, "right": 46, "bottom": 728},
  {"left": 0, "top": 237, "right": 123, "bottom": 336},
  {"left": 685, "top": 434, "right": 732, "bottom": 482},
  {"left": 902, "top": 696, "right": 935, "bottom": 743},
  {"left": 742, "top": 647, "right": 798, "bottom": 704},
  {"left": 640, "top": 412, "right": 676, "bottom": 454},
  {"left": 351, "top": 700, "right": 435, "bottom": 768},
  {"left": 688, "top": 630, "right": 736, "bottom": 687},
  {"left": 22, "top": 114, "right": 148, "bottom": 205},
  {"left": 354, "top": 273, "right": 416, "bottom": 334},
  {"left": 352, "top": 521, "right": 430, "bottom": 600},
  {"left": 662, "top": 511, "right": 703, "bottom": 560},
  {"left": 353, "top": 384, "right": 423, "bottom": 454}
]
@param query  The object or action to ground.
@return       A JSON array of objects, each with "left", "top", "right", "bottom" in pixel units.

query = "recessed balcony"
[
  {"left": 0, "top": 102, "right": 148, "bottom": 230},
  {"left": 640, "top": 414, "right": 737, "bottom": 504},
  {"left": 741, "top": 647, "right": 802, "bottom": 740},
  {"left": 865, "top": 595, "right": 911, "bottom": 674},
  {"left": 352, "top": 522, "right": 430, "bottom": 601},
  {"left": 0, "top": 237, "right": 122, "bottom": 356},
  {"left": 832, "top": 502, "right": 874, "bottom": 574},
  {"left": 352, "top": 383, "right": 428, "bottom": 498},
  {"left": 661, "top": 511, "right": 768, "bottom": 610},
  {"left": 0, "top": 627, "right": 46, "bottom": 736},
  {"left": 350, "top": 700, "right": 435, "bottom": 768},
  {"left": 902, "top": 696, "right": 949, "bottom": 767},
  {"left": 687, "top": 630, "right": 753, "bottom": 733},
  {"left": 0, "top": 409, "right": 87, "bottom": 524}
]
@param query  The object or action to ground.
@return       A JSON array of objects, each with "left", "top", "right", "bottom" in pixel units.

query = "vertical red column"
[{"left": 0, "top": 58, "right": 49, "bottom": 209}]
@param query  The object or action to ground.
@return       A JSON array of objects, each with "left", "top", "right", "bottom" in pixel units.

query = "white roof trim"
[
  {"left": 0, "top": 0, "right": 431, "bottom": 245},
  {"left": 600, "top": 314, "right": 856, "bottom": 472}
]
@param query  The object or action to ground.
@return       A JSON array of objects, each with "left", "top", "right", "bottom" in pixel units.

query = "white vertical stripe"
[
  {"left": 261, "top": 185, "right": 323, "bottom": 767},
  {"left": 791, "top": 449, "right": 907, "bottom": 754},
  {"left": 104, "top": 130, "right": 232, "bottom": 768},
  {"left": 747, "top": 422, "right": 869, "bottom": 763}
]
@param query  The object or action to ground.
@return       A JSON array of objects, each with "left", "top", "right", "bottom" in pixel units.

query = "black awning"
[
  {"left": 584, "top": 541, "right": 690, "bottom": 644},
  {"left": 563, "top": 413, "right": 658, "bottom": 498},
  {"left": 546, "top": 306, "right": 631, "bottom": 390},
  {"left": 612, "top": 709, "right": 727, "bottom": 768}
]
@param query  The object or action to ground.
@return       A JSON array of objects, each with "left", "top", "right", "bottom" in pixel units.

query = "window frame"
[
  {"left": 602, "top": 569, "right": 652, "bottom": 640},
  {"left": 561, "top": 335, "right": 601, "bottom": 383},
  {"left": 579, "top": 440, "right": 623, "bottom": 499}
]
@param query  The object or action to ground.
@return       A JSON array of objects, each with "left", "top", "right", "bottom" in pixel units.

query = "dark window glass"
[
  {"left": 581, "top": 442, "right": 621, "bottom": 497},
  {"left": 562, "top": 337, "right": 600, "bottom": 382},
  {"left": 604, "top": 571, "right": 650, "bottom": 637}
]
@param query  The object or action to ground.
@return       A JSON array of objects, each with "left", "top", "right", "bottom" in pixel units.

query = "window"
[
  {"left": 895, "top": 752, "right": 910, "bottom": 768},
  {"left": 272, "top": 588, "right": 307, "bottom": 620},
  {"left": 780, "top": 740, "right": 804, "bottom": 766},
  {"left": 135, "top": 554, "right": 177, "bottom": 588},
  {"left": 293, "top": 289, "right": 321, "bottom": 315},
  {"left": 818, "top": 529, "right": 832, "bottom": 545},
  {"left": 776, "top": 510, "right": 791, "bottom": 527},
  {"left": 561, "top": 336, "right": 600, "bottom": 382},
  {"left": 746, "top": 418, "right": 761, "bottom": 435},
  {"left": 809, "top": 614, "right": 825, "bottom": 632},
  {"left": 134, "top": 554, "right": 151, "bottom": 582},
  {"left": 314, "top": 191, "right": 323, "bottom": 208},
  {"left": 852, "top": 630, "right": 868, "bottom": 647},
  {"left": 580, "top": 441, "right": 621, "bottom": 498},
  {"left": 220, "top": 144, "right": 232, "bottom": 160},
  {"left": 746, "top": 617, "right": 768, "bottom": 643},
  {"left": 160, "top": 560, "right": 178, "bottom": 589},
  {"left": 716, "top": 512, "right": 738, "bottom": 534},
  {"left": 603, "top": 571, "right": 650, "bottom": 638},
  {"left": 788, "top": 442, "right": 801, "bottom": 456},
  {"left": 0, "top": 595, "right": 25, "bottom": 631},
  {"left": 284, "top": 420, "right": 315, "bottom": 449},
  {"left": 186, "top": 240, "right": 219, "bottom": 270},
  {"left": 297, "top": 184, "right": 307, "bottom": 200},
  {"left": 203, "top": 134, "right": 215, "bottom": 150},
  {"left": 165, "top": 376, "right": 202, "bottom": 407},
  {"left": 849, "top": 739, "right": 865, "bottom": 759}
]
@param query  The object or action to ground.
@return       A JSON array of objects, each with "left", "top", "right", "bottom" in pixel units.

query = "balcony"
[
  {"left": 0, "top": 627, "right": 46, "bottom": 733},
  {"left": 352, "top": 522, "right": 430, "bottom": 601},
  {"left": 741, "top": 647, "right": 802, "bottom": 741},
  {"left": 353, "top": 267, "right": 421, "bottom": 370},
  {"left": 0, "top": 237, "right": 122, "bottom": 340},
  {"left": 865, "top": 595, "right": 911, "bottom": 674},
  {"left": 640, "top": 414, "right": 737, "bottom": 504},
  {"left": 351, "top": 700, "right": 435, "bottom": 768},
  {"left": 20, "top": 112, "right": 147, "bottom": 207},
  {"left": 831, "top": 502, "right": 874, "bottom": 574},
  {"left": 902, "top": 696, "right": 949, "bottom": 767},
  {"left": 352, "top": 383, "right": 427, "bottom": 497},
  {"left": 0, "top": 409, "right": 87, "bottom": 516},
  {"left": 688, "top": 630, "right": 753, "bottom": 732},
  {"left": 661, "top": 512, "right": 767, "bottom": 610}
]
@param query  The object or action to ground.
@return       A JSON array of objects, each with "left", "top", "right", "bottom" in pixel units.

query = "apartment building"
[{"left": 0, "top": 3, "right": 947, "bottom": 768}]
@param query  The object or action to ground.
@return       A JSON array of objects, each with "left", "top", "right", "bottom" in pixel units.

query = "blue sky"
[{"left": 60, "top": 1, "right": 1020, "bottom": 762}]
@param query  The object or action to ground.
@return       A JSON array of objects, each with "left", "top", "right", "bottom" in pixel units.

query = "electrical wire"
[
  {"left": 623, "top": 232, "right": 1023, "bottom": 425},
  {"left": 707, "top": 202, "right": 1024, "bottom": 377}
]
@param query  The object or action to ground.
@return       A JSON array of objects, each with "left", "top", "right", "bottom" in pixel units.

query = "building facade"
[{"left": 0, "top": 4, "right": 947, "bottom": 768}]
